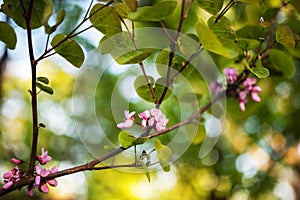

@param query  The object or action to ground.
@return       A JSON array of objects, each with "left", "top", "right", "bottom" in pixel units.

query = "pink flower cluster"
[
  {"left": 2, "top": 148, "right": 58, "bottom": 197},
  {"left": 117, "top": 108, "right": 169, "bottom": 131},
  {"left": 2, "top": 163, "right": 23, "bottom": 190},
  {"left": 223, "top": 68, "right": 262, "bottom": 111}
]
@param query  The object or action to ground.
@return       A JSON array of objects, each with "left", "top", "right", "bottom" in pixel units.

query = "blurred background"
[{"left": 1, "top": 0, "right": 300, "bottom": 199}]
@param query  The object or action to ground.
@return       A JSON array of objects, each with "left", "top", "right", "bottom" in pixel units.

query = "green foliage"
[
  {"left": 276, "top": 24, "right": 296, "bottom": 48},
  {"left": 0, "top": 22, "right": 17, "bottom": 49},
  {"left": 124, "top": 0, "right": 138, "bottom": 11},
  {"left": 155, "top": 140, "right": 172, "bottom": 172},
  {"left": 99, "top": 32, "right": 153, "bottom": 64},
  {"left": 195, "top": 0, "right": 224, "bottom": 15},
  {"left": 134, "top": 75, "right": 154, "bottom": 102},
  {"left": 237, "top": 0, "right": 260, "bottom": 7},
  {"left": 44, "top": 9, "right": 66, "bottom": 34},
  {"left": 36, "top": 76, "right": 53, "bottom": 95},
  {"left": 89, "top": 3, "right": 122, "bottom": 36},
  {"left": 1, "top": 0, "right": 53, "bottom": 29},
  {"left": 196, "top": 18, "right": 232, "bottom": 58},
  {"left": 51, "top": 34, "right": 85, "bottom": 68},
  {"left": 36, "top": 76, "right": 49, "bottom": 84},
  {"left": 118, "top": 130, "right": 136, "bottom": 148},
  {"left": 128, "top": 0, "right": 177, "bottom": 21},
  {"left": 138, "top": 161, "right": 151, "bottom": 182},
  {"left": 269, "top": 49, "right": 295, "bottom": 79},
  {"left": 114, "top": 3, "right": 130, "bottom": 18},
  {"left": 208, "top": 16, "right": 235, "bottom": 39}
]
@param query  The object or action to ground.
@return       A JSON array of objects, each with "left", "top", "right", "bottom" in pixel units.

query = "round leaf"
[
  {"left": 89, "top": 4, "right": 122, "bottom": 36},
  {"left": 276, "top": 24, "right": 295, "bottom": 48},
  {"left": 0, "top": 22, "right": 17, "bottom": 49},
  {"left": 269, "top": 49, "right": 295, "bottom": 79},
  {"left": 195, "top": 0, "right": 224, "bottom": 15},
  {"left": 128, "top": 1, "right": 177, "bottom": 21},
  {"left": 51, "top": 34, "right": 85, "bottom": 68},
  {"left": 118, "top": 130, "right": 136, "bottom": 148}
]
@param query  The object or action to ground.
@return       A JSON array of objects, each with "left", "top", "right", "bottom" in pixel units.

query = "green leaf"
[
  {"left": 251, "top": 67, "right": 270, "bottom": 78},
  {"left": 114, "top": 3, "right": 130, "bottom": 18},
  {"left": 207, "top": 16, "right": 235, "bottom": 39},
  {"left": 0, "top": 22, "right": 17, "bottom": 49},
  {"left": 115, "top": 49, "right": 153, "bottom": 64},
  {"left": 195, "top": 0, "right": 224, "bottom": 15},
  {"left": 1, "top": 0, "right": 53, "bottom": 29},
  {"left": 178, "top": 34, "right": 200, "bottom": 56},
  {"left": 134, "top": 75, "right": 155, "bottom": 102},
  {"left": 118, "top": 130, "right": 136, "bottom": 148},
  {"left": 36, "top": 82, "right": 54, "bottom": 95},
  {"left": 51, "top": 34, "right": 85, "bottom": 68},
  {"left": 154, "top": 78, "right": 173, "bottom": 100},
  {"left": 236, "top": 25, "right": 264, "bottom": 40},
  {"left": 99, "top": 33, "right": 152, "bottom": 64},
  {"left": 196, "top": 18, "right": 232, "bottom": 58},
  {"left": 128, "top": 1, "right": 177, "bottom": 21},
  {"left": 269, "top": 49, "right": 295, "bottom": 79},
  {"left": 139, "top": 161, "right": 151, "bottom": 182},
  {"left": 237, "top": 0, "right": 260, "bottom": 7},
  {"left": 235, "top": 38, "right": 260, "bottom": 50},
  {"left": 124, "top": 0, "right": 138, "bottom": 11},
  {"left": 276, "top": 24, "right": 295, "bottom": 48},
  {"left": 36, "top": 76, "right": 49, "bottom": 84},
  {"left": 89, "top": 4, "right": 122, "bottom": 36},
  {"left": 45, "top": 9, "right": 66, "bottom": 34},
  {"left": 155, "top": 140, "right": 172, "bottom": 172},
  {"left": 133, "top": 137, "right": 149, "bottom": 145}
]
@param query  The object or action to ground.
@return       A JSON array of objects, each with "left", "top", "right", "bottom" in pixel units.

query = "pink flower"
[
  {"left": 210, "top": 80, "right": 223, "bottom": 95},
  {"left": 150, "top": 108, "right": 169, "bottom": 131},
  {"left": 11, "top": 158, "right": 23, "bottom": 165},
  {"left": 27, "top": 184, "right": 35, "bottom": 197},
  {"left": 35, "top": 166, "right": 51, "bottom": 186},
  {"left": 47, "top": 167, "right": 58, "bottom": 187},
  {"left": 37, "top": 148, "right": 52, "bottom": 165},
  {"left": 243, "top": 77, "right": 257, "bottom": 91},
  {"left": 39, "top": 182, "right": 50, "bottom": 193},
  {"left": 239, "top": 91, "right": 248, "bottom": 112},
  {"left": 117, "top": 110, "right": 136, "bottom": 129},
  {"left": 251, "top": 85, "right": 261, "bottom": 102},
  {"left": 2, "top": 166, "right": 23, "bottom": 190},
  {"left": 138, "top": 110, "right": 150, "bottom": 129},
  {"left": 223, "top": 68, "right": 238, "bottom": 84}
]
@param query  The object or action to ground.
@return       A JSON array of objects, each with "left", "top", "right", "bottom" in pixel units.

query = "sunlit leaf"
[
  {"left": 1, "top": 0, "right": 53, "bottom": 29},
  {"left": 154, "top": 78, "right": 173, "bottom": 100},
  {"left": 36, "top": 82, "right": 54, "bottom": 95},
  {"left": 208, "top": 16, "right": 235, "bottom": 39},
  {"left": 155, "top": 140, "right": 172, "bottom": 172},
  {"left": 99, "top": 32, "right": 152, "bottom": 64},
  {"left": 114, "top": 3, "right": 130, "bottom": 18},
  {"left": 133, "top": 137, "right": 149, "bottom": 145},
  {"left": 51, "top": 34, "right": 85, "bottom": 68},
  {"left": 195, "top": 0, "right": 224, "bottom": 15},
  {"left": 0, "top": 22, "right": 17, "bottom": 49},
  {"left": 276, "top": 24, "right": 295, "bottom": 48},
  {"left": 89, "top": 3, "right": 121, "bottom": 36},
  {"left": 236, "top": 25, "right": 264, "bottom": 40},
  {"left": 269, "top": 49, "right": 295, "bottom": 79},
  {"left": 124, "top": 0, "right": 138, "bottom": 11},
  {"left": 36, "top": 76, "right": 49, "bottom": 85},
  {"left": 251, "top": 67, "right": 270, "bottom": 78},
  {"left": 196, "top": 18, "right": 232, "bottom": 58},
  {"left": 139, "top": 161, "right": 151, "bottom": 182},
  {"left": 115, "top": 49, "right": 153, "bottom": 64},
  {"left": 128, "top": 0, "right": 177, "bottom": 21},
  {"left": 237, "top": 0, "right": 260, "bottom": 7},
  {"left": 118, "top": 130, "right": 136, "bottom": 148},
  {"left": 134, "top": 75, "right": 155, "bottom": 102},
  {"left": 235, "top": 38, "right": 260, "bottom": 50},
  {"left": 178, "top": 34, "right": 200, "bottom": 56}
]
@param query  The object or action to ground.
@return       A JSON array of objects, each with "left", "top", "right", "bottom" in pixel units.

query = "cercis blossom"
[
  {"left": 117, "top": 110, "right": 136, "bottom": 129},
  {"left": 2, "top": 148, "right": 58, "bottom": 197},
  {"left": 117, "top": 109, "right": 168, "bottom": 131},
  {"left": 211, "top": 67, "right": 262, "bottom": 111},
  {"left": 37, "top": 148, "right": 52, "bottom": 165}
]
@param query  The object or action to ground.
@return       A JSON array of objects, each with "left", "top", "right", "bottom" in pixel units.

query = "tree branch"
[{"left": 0, "top": 92, "right": 225, "bottom": 196}]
